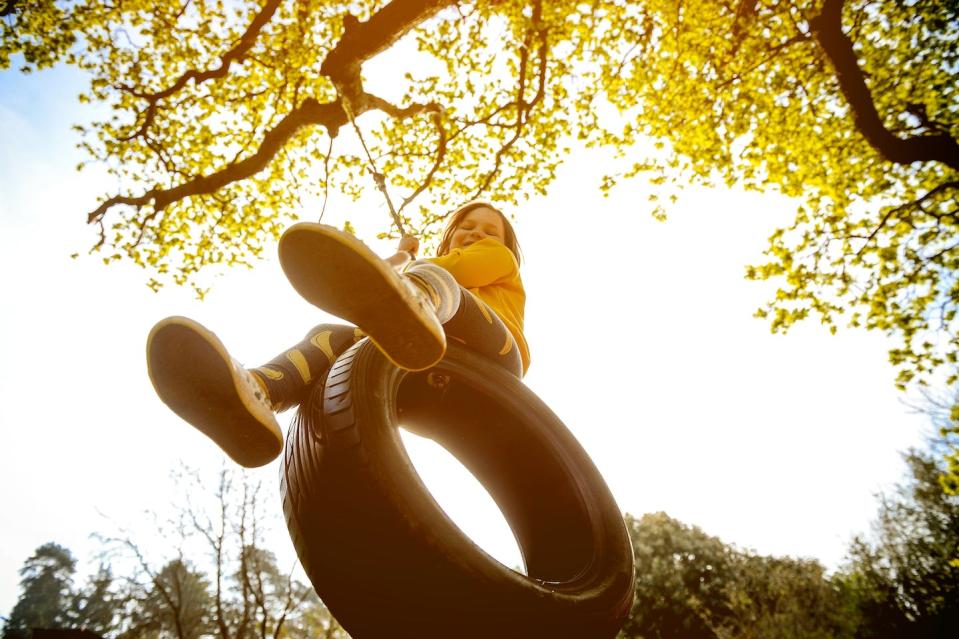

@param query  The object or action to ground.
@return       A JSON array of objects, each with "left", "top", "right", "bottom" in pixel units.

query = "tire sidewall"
[{"left": 348, "top": 343, "right": 632, "bottom": 627}]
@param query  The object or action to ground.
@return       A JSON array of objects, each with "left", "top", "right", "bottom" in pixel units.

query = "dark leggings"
[{"left": 252, "top": 287, "right": 522, "bottom": 412}]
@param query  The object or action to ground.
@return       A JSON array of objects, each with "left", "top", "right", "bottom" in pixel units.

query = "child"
[{"left": 147, "top": 201, "right": 529, "bottom": 468}]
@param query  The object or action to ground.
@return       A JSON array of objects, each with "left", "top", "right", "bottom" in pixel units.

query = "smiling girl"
[{"left": 147, "top": 201, "right": 529, "bottom": 467}]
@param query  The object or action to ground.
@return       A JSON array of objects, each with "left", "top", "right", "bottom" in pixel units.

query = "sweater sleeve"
[{"left": 427, "top": 238, "right": 517, "bottom": 288}]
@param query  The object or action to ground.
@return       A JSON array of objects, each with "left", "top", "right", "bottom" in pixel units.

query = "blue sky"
[{"left": 0, "top": 57, "right": 932, "bottom": 617}]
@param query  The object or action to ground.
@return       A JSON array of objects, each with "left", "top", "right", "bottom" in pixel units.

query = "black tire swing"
[
  {"left": 280, "top": 339, "right": 635, "bottom": 638},
  {"left": 280, "top": 109, "right": 634, "bottom": 637}
]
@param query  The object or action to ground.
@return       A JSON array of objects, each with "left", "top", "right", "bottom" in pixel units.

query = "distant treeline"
[
  {"left": 3, "top": 448, "right": 957, "bottom": 639},
  {"left": 621, "top": 451, "right": 958, "bottom": 638}
]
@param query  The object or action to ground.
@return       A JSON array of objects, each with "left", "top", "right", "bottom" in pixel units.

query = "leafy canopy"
[{"left": 2, "top": 0, "right": 957, "bottom": 389}]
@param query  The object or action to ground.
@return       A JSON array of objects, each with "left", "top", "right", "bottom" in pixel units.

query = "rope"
[
  {"left": 318, "top": 135, "right": 334, "bottom": 223},
  {"left": 340, "top": 96, "right": 408, "bottom": 237}
]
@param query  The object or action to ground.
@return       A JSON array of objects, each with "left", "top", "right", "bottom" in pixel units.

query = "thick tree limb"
[
  {"left": 320, "top": 0, "right": 454, "bottom": 87},
  {"left": 811, "top": 0, "right": 959, "bottom": 170},
  {"left": 0, "top": 0, "right": 21, "bottom": 18},
  {"left": 727, "top": 0, "right": 759, "bottom": 57}
]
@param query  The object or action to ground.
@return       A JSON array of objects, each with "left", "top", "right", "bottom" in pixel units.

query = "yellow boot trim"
[
  {"left": 499, "top": 333, "right": 514, "bottom": 356},
  {"left": 309, "top": 330, "right": 336, "bottom": 363},
  {"left": 476, "top": 299, "right": 493, "bottom": 324},
  {"left": 286, "top": 349, "right": 312, "bottom": 384},
  {"left": 258, "top": 366, "right": 284, "bottom": 380}
]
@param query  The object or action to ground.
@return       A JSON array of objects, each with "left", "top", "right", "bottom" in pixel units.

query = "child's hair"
[{"left": 436, "top": 200, "right": 523, "bottom": 266}]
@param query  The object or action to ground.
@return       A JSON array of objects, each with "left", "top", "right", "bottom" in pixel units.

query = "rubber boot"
[
  {"left": 147, "top": 317, "right": 282, "bottom": 468},
  {"left": 278, "top": 223, "right": 460, "bottom": 371}
]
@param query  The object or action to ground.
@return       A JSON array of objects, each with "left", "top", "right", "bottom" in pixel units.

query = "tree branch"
[
  {"left": 852, "top": 180, "right": 959, "bottom": 256},
  {"left": 727, "top": 0, "right": 759, "bottom": 57},
  {"left": 87, "top": 97, "right": 345, "bottom": 225},
  {"left": 810, "top": 0, "right": 959, "bottom": 170},
  {"left": 0, "top": 0, "right": 22, "bottom": 18},
  {"left": 87, "top": 91, "right": 441, "bottom": 231},
  {"left": 473, "top": 0, "right": 547, "bottom": 197},
  {"left": 117, "top": 0, "right": 283, "bottom": 142},
  {"left": 90, "top": 0, "right": 457, "bottom": 238},
  {"left": 320, "top": 0, "right": 455, "bottom": 87},
  {"left": 398, "top": 111, "right": 448, "bottom": 214},
  {"left": 319, "top": 134, "right": 335, "bottom": 221}
]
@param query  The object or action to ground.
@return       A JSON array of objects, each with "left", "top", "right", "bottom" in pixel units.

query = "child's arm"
[
  {"left": 429, "top": 238, "right": 516, "bottom": 288},
  {"left": 384, "top": 234, "right": 420, "bottom": 270}
]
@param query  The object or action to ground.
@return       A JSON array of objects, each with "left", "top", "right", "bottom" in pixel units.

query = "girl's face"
[{"left": 448, "top": 206, "right": 506, "bottom": 251}]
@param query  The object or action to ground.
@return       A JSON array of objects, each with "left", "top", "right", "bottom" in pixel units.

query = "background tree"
[
  {"left": 101, "top": 466, "right": 340, "bottom": 639},
  {"left": 118, "top": 559, "right": 214, "bottom": 639},
  {"left": 66, "top": 566, "right": 119, "bottom": 637},
  {"left": 619, "top": 512, "right": 858, "bottom": 639},
  {"left": 2, "top": 545, "right": 118, "bottom": 639},
  {"left": 619, "top": 512, "right": 736, "bottom": 639},
  {"left": 838, "top": 450, "right": 959, "bottom": 638},
  {"left": 907, "top": 382, "right": 959, "bottom": 504},
  {"left": 174, "top": 468, "right": 324, "bottom": 639},
  {"left": 295, "top": 603, "right": 349, "bottom": 639},
  {"left": 706, "top": 555, "right": 856, "bottom": 639},
  {"left": 1, "top": 0, "right": 956, "bottom": 395},
  {"left": 3, "top": 543, "right": 77, "bottom": 639},
  {"left": 230, "top": 545, "right": 335, "bottom": 639}
]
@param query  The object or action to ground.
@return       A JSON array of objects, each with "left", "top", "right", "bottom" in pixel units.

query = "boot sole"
[
  {"left": 146, "top": 317, "right": 282, "bottom": 468},
  {"left": 279, "top": 223, "right": 445, "bottom": 371}
]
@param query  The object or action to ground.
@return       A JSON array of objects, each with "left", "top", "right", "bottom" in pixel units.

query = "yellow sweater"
[{"left": 428, "top": 238, "right": 530, "bottom": 374}]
